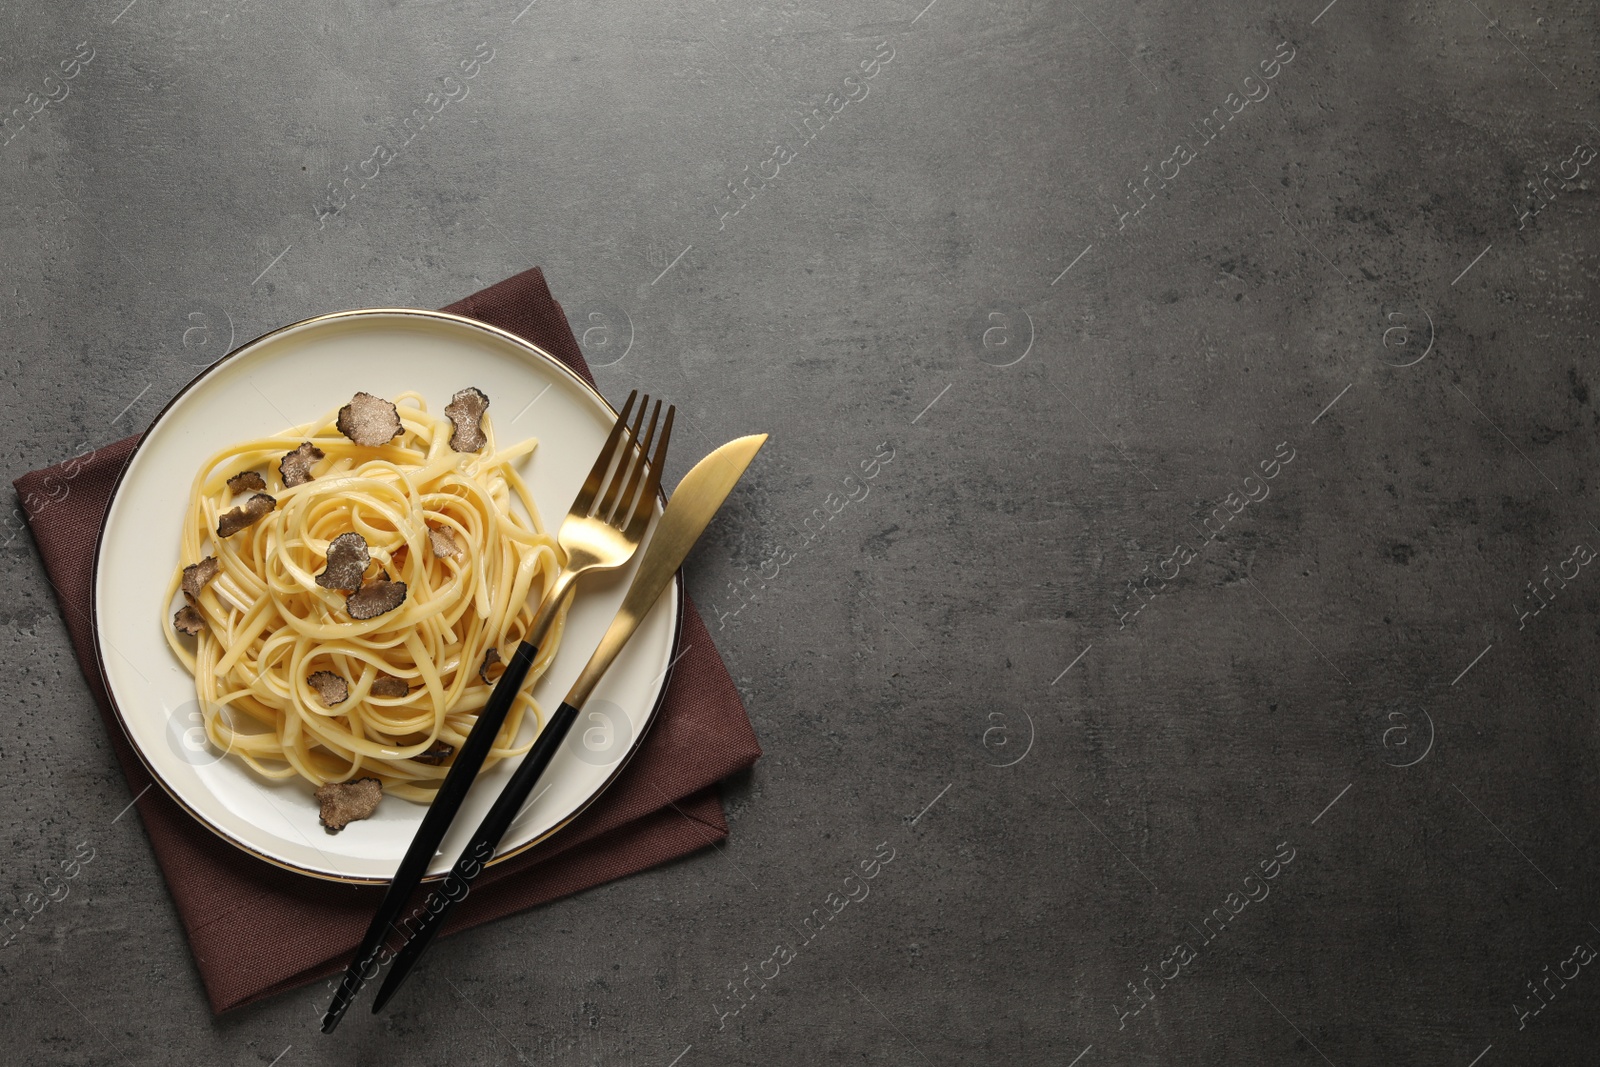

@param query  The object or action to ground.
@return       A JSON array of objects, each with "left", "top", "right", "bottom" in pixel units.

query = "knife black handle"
[
  {"left": 320, "top": 640, "right": 541, "bottom": 1033},
  {"left": 369, "top": 699, "right": 583, "bottom": 1014}
]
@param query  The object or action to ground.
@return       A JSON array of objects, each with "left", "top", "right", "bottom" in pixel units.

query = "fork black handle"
[
  {"left": 320, "top": 640, "right": 540, "bottom": 1033},
  {"left": 368, "top": 698, "right": 583, "bottom": 1014}
]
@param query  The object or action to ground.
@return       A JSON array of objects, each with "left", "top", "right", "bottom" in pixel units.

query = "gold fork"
[
  {"left": 520, "top": 389, "right": 674, "bottom": 653},
  {"left": 322, "top": 388, "right": 674, "bottom": 1032}
]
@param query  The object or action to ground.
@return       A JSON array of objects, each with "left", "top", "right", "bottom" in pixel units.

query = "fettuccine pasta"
[{"left": 161, "top": 390, "right": 565, "bottom": 804}]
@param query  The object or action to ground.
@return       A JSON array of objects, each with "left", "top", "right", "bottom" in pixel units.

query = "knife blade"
[
  {"left": 562, "top": 432, "right": 766, "bottom": 711},
  {"left": 367, "top": 432, "right": 766, "bottom": 1013}
]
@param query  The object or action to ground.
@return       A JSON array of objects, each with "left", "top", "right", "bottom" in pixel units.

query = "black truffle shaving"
[
  {"left": 428, "top": 524, "right": 461, "bottom": 559},
  {"left": 479, "top": 648, "right": 503, "bottom": 684},
  {"left": 414, "top": 743, "right": 454, "bottom": 766},
  {"left": 315, "top": 532, "right": 370, "bottom": 593},
  {"left": 226, "top": 470, "right": 266, "bottom": 494},
  {"left": 370, "top": 675, "right": 410, "bottom": 698},
  {"left": 315, "top": 778, "right": 382, "bottom": 834},
  {"left": 445, "top": 387, "right": 490, "bottom": 452},
  {"left": 173, "top": 604, "right": 205, "bottom": 635},
  {"left": 336, "top": 391, "right": 403, "bottom": 447},
  {"left": 181, "top": 556, "right": 221, "bottom": 603},
  {"left": 279, "top": 441, "right": 325, "bottom": 487},
  {"left": 308, "top": 670, "right": 349, "bottom": 707},
  {"left": 217, "top": 493, "right": 276, "bottom": 537},
  {"left": 346, "top": 578, "right": 407, "bottom": 620}
]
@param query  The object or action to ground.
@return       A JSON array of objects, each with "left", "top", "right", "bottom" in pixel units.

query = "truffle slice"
[
  {"left": 181, "top": 556, "right": 221, "bottom": 603},
  {"left": 336, "top": 391, "right": 403, "bottom": 447},
  {"left": 314, "top": 778, "right": 383, "bottom": 834},
  {"left": 428, "top": 525, "right": 462, "bottom": 559},
  {"left": 279, "top": 441, "right": 325, "bottom": 487},
  {"left": 445, "top": 387, "right": 490, "bottom": 452},
  {"left": 315, "top": 532, "right": 370, "bottom": 593},
  {"left": 414, "top": 742, "right": 454, "bottom": 766},
  {"left": 370, "top": 675, "right": 410, "bottom": 698},
  {"left": 346, "top": 578, "right": 407, "bottom": 620},
  {"left": 173, "top": 604, "right": 205, "bottom": 636},
  {"left": 226, "top": 470, "right": 266, "bottom": 494},
  {"left": 479, "top": 648, "right": 504, "bottom": 684},
  {"left": 217, "top": 493, "right": 276, "bottom": 537},
  {"left": 308, "top": 670, "right": 349, "bottom": 707}
]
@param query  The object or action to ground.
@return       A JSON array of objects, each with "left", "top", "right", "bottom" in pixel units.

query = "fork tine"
[
  {"left": 605, "top": 399, "right": 661, "bottom": 525},
  {"left": 572, "top": 390, "right": 637, "bottom": 518},
  {"left": 624, "top": 404, "right": 674, "bottom": 540},
  {"left": 593, "top": 394, "right": 649, "bottom": 520}
]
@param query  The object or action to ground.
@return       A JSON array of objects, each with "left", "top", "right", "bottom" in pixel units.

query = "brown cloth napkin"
[{"left": 13, "top": 268, "right": 761, "bottom": 1014}]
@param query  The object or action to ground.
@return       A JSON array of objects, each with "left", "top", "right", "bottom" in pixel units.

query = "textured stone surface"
[{"left": 3, "top": 0, "right": 1598, "bottom": 1063}]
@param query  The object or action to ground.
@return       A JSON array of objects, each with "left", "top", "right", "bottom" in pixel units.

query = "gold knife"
[{"left": 369, "top": 432, "right": 767, "bottom": 1012}]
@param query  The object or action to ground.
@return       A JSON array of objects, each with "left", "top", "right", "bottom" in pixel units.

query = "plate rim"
[{"left": 89, "top": 306, "right": 685, "bottom": 885}]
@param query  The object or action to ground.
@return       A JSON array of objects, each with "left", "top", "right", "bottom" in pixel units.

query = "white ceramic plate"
[{"left": 91, "top": 309, "right": 680, "bottom": 883}]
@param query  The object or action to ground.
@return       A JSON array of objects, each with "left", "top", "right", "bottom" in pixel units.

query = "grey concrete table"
[{"left": 3, "top": 0, "right": 1597, "bottom": 1063}]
